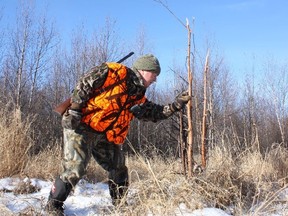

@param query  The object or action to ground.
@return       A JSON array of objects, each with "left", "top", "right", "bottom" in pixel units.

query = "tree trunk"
[
  {"left": 201, "top": 51, "right": 209, "bottom": 168},
  {"left": 186, "top": 19, "right": 194, "bottom": 177}
]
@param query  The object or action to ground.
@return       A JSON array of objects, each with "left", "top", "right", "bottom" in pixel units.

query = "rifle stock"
[
  {"left": 53, "top": 52, "right": 134, "bottom": 115},
  {"left": 53, "top": 98, "right": 71, "bottom": 116}
]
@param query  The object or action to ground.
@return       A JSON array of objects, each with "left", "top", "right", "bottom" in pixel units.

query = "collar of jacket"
[{"left": 130, "top": 67, "right": 146, "bottom": 89}]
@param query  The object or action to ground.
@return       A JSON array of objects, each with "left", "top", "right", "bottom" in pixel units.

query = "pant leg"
[
  {"left": 91, "top": 136, "right": 128, "bottom": 205},
  {"left": 61, "top": 127, "right": 90, "bottom": 186},
  {"left": 107, "top": 144, "right": 129, "bottom": 205},
  {"left": 48, "top": 126, "right": 90, "bottom": 205}
]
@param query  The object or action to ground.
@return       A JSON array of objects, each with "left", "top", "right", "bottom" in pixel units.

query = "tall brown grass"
[
  {"left": 0, "top": 103, "right": 63, "bottom": 180},
  {"left": 113, "top": 145, "right": 287, "bottom": 216},
  {"left": 0, "top": 104, "right": 35, "bottom": 177},
  {"left": 24, "top": 144, "right": 63, "bottom": 180}
]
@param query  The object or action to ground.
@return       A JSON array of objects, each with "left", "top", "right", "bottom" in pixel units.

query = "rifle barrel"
[{"left": 117, "top": 52, "right": 134, "bottom": 63}]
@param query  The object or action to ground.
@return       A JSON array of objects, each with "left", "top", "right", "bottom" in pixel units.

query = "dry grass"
[
  {"left": 120, "top": 155, "right": 200, "bottom": 215},
  {"left": 23, "top": 143, "right": 63, "bottom": 181},
  {"left": 0, "top": 105, "right": 35, "bottom": 177},
  {"left": 3, "top": 143, "right": 288, "bottom": 215},
  {"left": 0, "top": 104, "right": 63, "bottom": 180},
  {"left": 107, "top": 145, "right": 287, "bottom": 216}
]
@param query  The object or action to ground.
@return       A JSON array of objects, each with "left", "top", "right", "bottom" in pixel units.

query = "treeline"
[{"left": 0, "top": 2, "right": 287, "bottom": 163}]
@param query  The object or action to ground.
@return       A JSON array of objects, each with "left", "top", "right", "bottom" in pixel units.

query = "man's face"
[{"left": 139, "top": 70, "right": 158, "bottom": 88}]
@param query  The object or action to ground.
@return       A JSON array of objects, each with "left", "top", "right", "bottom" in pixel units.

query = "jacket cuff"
[{"left": 70, "top": 102, "right": 82, "bottom": 111}]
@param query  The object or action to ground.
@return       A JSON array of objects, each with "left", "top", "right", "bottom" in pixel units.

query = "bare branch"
[{"left": 153, "top": 0, "right": 186, "bottom": 28}]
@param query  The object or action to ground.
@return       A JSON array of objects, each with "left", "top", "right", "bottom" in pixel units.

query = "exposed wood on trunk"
[
  {"left": 201, "top": 51, "right": 209, "bottom": 168},
  {"left": 186, "top": 19, "right": 193, "bottom": 177}
]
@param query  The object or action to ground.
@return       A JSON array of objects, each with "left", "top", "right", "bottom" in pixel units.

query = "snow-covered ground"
[{"left": 0, "top": 177, "right": 287, "bottom": 216}]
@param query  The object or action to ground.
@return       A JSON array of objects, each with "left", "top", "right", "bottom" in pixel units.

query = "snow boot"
[
  {"left": 45, "top": 199, "right": 64, "bottom": 216},
  {"left": 45, "top": 176, "right": 72, "bottom": 215}
]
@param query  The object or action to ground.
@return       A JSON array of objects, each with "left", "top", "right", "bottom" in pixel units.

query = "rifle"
[{"left": 53, "top": 52, "right": 134, "bottom": 116}]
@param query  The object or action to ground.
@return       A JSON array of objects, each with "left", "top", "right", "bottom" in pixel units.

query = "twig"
[{"left": 153, "top": 0, "right": 186, "bottom": 28}]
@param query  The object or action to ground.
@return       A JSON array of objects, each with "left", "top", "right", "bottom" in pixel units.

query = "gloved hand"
[
  {"left": 171, "top": 90, "right": 191, "bottom": 112},
  {"left": 130, "top": 104, "right": 146, "bottom": 118},
  {"left": 61, "top": 109, "right": 83, "bottom": 130}
]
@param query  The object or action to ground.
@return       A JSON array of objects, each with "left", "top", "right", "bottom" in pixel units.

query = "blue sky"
[{"left": 1, "top": 0, "right": 288, "bottom": 83}]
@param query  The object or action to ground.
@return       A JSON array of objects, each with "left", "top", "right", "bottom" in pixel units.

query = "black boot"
[
  {"left": 108, "top": 145, "right": 129, "bottom": 206},
  {"left": 108, "top": 180, "right": 128, "bottom": 206},
  {"left": 45, "top": 176, "right": 72, "bottom": 215},
  {"left": 45, "top": 199, "right": 65, "bottom": 216}
]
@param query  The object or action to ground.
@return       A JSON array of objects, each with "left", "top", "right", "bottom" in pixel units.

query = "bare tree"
[
  {"left": 2, "top": 1, "right": 56, "bottom": 116},
  {"left": 262, "top": 60, "right": 288, "bottom": 146},
  {"left": 0, "top": 7, "right": 6, "bottom": 98},
  {"left": 186, "top": 19, "right": 194, "bottom": 177},
  {"left": 201, "top": 51, "right": 209, "bottom": 168},
  {"left": 13, "top": 2, "right": 33, "bottom": 115},
  {"left": 242, "top": 73, "right": 260, "bottom": 150},
  {"left": 93, "top": 17, "right": 126, "bottom": 63},
  {"left": 27, "top": 15, "right": 56, "bottom": 109},
  {"left": 0, "top": 6, "right": 4, "bottom": 65},
  {"left": 50, "top": 17, "right": 128, "bottom": 107}
]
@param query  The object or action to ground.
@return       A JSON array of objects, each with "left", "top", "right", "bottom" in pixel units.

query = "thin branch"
[
  {"left": 153, "top": 0, "right": 186, "bottom": 28},
  {"left": 168, "top": 66, "right": 189, "bottom": 85}
]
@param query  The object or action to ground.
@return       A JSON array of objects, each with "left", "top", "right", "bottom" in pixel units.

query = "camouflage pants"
[{"left": 60, "top": 124, "right": 128, "bottom": 190}]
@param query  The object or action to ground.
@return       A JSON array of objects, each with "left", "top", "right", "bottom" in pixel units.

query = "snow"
[{"left": 0, "top": 177, "right": 287, "bottom": 215}]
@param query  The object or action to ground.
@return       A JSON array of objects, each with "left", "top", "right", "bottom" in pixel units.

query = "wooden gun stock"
[
  {"left": 53, "top": 52, "right": 135, "bottom": 116},
  {"left": 53, "top": 98, "right": 71, "bottom": 116}
]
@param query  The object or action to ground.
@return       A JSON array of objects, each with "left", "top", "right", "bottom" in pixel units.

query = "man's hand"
[
  {"left": 61, "top": 109, "right": 83, "bottom": 130},
  {"left": 130, "top": 104, "right": 146, "bottom": 118},
  {"left": 171, "top": 91, "right": 191, "bottom": 112}
]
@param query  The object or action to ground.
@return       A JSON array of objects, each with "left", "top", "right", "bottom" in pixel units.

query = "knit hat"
[{"left": 133, "top": 54, "right": 161, "bottom": 75}]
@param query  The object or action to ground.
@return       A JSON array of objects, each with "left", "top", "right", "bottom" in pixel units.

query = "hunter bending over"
[{"left": 45, "top": 54, "right": 190, "bottom": 215}]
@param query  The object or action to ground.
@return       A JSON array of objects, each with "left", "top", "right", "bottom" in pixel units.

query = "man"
[{"left": 46, "top": 54, "right": 190, "bottom": 215}]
